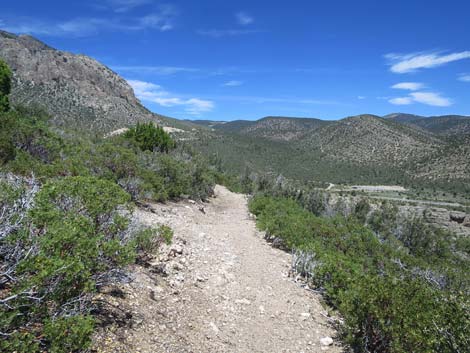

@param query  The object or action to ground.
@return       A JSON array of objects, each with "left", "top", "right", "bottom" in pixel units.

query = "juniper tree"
[{"left": 0, "top": 59, "right": 12, "bottom": 112}]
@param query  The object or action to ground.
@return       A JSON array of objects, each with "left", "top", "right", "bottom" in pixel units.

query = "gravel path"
[{"left": 93, "top": 186, "right": 341, "bottom": 353}]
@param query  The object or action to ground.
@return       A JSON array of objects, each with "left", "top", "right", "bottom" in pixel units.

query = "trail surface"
[{"left": 93, "top": 186, "right": 340, "bottom": 353}]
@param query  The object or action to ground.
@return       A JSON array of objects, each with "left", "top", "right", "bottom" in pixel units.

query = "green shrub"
[
  {"left": 0, "top": 108, "right": 63, "bottom": 167},
  {"left": 124, "top": 122, "right": 175, "bottom": 152},
  {"left": 0, "top": 107, "right": 215, "bottom": 201},
  {"left": 353, "top": 198, "right": 370, "bottom": 223},
  {"left": 0, "top": 104, "right": 216, "bottom": 352},
  {"left": 43, "top": 316, "right": 95, "bottom": 353},
  {"left": 249, "top": 194, "right": 470, "bottom": 353},
  {"left": 133, "top": 225, "right": 173, "bottom": 254},
  {"left": 0, "top": 176, "right": 170, "bottom": 352}
]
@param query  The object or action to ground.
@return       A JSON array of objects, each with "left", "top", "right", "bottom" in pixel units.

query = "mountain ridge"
[
  {"left": 1, "top": 31, "right": 469, "bottom": 188},
  {"left": 0, "top": 30, "right": 181, "bottom": 133}
]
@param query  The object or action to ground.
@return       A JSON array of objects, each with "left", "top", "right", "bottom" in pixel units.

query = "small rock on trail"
[{"left": 92, "top": 185, "right": 341, "bottom": 353}]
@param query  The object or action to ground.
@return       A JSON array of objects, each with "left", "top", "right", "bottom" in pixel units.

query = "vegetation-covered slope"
[
  {"left": 385, "top": 113, "right": 470, "bottom": 136},
  {"left": 215, "top": 116, "right": 331, "bottom": 141},
  {"left": 192, "top": 114, "right": 470, "bottom": 192},
  {"left": 300, "top": 114, "right": 442, "bottom": 166}
]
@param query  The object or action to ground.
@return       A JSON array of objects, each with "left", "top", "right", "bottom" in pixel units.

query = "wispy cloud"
[
  {"left": 206, "top": 95, "right": 338, "bottom": 105},
  {"left": 128, "top": 79, "right": 214, "bottom": 115},
  {"left": 235, "top": 12, "right": 254, "bottom": 25},
  {"left": 386, "top": 51, "right": 470, "bottom": 73},
  {"left": 199, "top": 10, "right": 259, "bottom": 38},
  {"left": 0, "top": 7, "right": 177, "bottom": 37},
  {"left": 106, "top": 0, "right": 152, "bottom": 13},
  {"left": 138, "top": 7, "right": 177, "bottom": 32},
  {"left": 197, "top": 29, "right": 262, "bottom": 38},
  {"left": 391, "top": 82, "right": 424, "bottom": 91},
  {"left": 458, "top": 74, "right": 470, "bottom": 82},
  {"left": 357, "top": 96, "right": 366, "bottom": 100},
  {"left": 112, "top": 65, "right": 199, "bottom": 75},
  {"left": 223, "top": 80, "right": 243, "bottom": 87},
  {"left": 389, "top": 91, "right": 451, "bottom": 107},
  {"left": 388, "top": 97, "right": 413, "bottom": 105}
]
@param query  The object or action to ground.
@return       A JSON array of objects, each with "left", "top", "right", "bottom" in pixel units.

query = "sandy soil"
[{"left": 92, "top": 186, "right": 341, "bottom": 353}]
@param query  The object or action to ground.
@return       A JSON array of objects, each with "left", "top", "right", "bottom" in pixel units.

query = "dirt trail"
[{"left": 93, "top": 186, "right": 341, "bottom": 353}]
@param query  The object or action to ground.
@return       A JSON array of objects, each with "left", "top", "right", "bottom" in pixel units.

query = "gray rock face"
[{"left": 0, "top": 30, "right": 163, "bottom": 132}]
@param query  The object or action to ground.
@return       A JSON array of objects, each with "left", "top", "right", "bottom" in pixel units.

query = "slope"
[
  {"left": 202, "top": 116, "right": 331, "bottom": 141},
  {"left": 301, "top": 114, "right": 443, "bottom": 166},
  {"left": 385, "top": 113, "right": 470, "bottom": 136},
  {"left": 0, "top": 30, "right": 182, "bottom": 133}
]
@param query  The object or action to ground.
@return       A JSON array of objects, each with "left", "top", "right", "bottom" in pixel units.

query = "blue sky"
[{"left": 1, "top": 0, "right": 470, "bottom": 120}]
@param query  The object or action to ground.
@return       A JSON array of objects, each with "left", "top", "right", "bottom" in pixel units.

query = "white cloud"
[
  {"left": 458, "top": 74, "right": 470, "bottom": 82},
  {"left": 197, "top": 29, "right": 261, "bottom": 38},
  {"left": 388, "top": 97, "right": 413, "bottom": 105},
  {"left": 184, "top": 98, "right": 215, "bottom": 115},
  {"left": 223, "top": 80, "right": 243, "bottom": 87},
  {"left": 128, "top": 79, "right": 214, "bottom": 115},
  {"left": 236, "top": 12, "right": 254, "bottom": 25},
  {"left": 386, "top": 51, "right": 470, "bottom": 73},
  {"left": 389, "top": 91, "right": 452, "bottom": 107},
  {"left": 0, "top": 8, "right": 177, "bottom": 37},
  {"left": 357, "top": 96, "right": 366, "bottom": 100},
  {"left": 391, "top": 82, "right": 424, "bottom": 91},
  {"left": 409, "top": 92, "right": 452, "bottom": 107}
]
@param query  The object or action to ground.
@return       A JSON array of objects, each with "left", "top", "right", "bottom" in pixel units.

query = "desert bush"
[
  {"left": 0, "top": 176, "right": 169, "bottom": 353},
  {"left": 353, "top": 198, "right": 371, "bottom": 223},
  {"left": 368, "top": 201, "right": 399, "bottom": 239},
  {"left": 249, "top": 195, "right": 470, "bottom": 353},
  {"left": 124, "top": 122, "right": 175, "bottom": 152},
  {"left": 1, "top": 108, "right": 215, "bottom": 201}
]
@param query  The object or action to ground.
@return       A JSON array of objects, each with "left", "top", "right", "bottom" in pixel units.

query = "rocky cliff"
[{"left": 0, "top": 30, "right": 165, "bottom": 132}]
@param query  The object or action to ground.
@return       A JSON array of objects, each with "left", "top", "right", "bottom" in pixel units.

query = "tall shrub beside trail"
[
  {"left": 124, "top": 122, "right": 175, "bottom": 153},
  {"left": 248, "top": 195, "right": 470, "bottom": 353},
  {"left": 0, "top": 176, "right": 171, "bottom": 353},
  {"left": 0, "top": 59, "right": 12, "bottom": 112}
]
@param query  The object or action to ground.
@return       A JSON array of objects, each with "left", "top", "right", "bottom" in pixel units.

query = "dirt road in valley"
[{"left": 92, "top": 185, "right": 341, "bottom": 353}]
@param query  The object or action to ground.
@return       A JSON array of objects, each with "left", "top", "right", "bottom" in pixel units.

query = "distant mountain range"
[
  {"left": 192, "top": 113, "right": 470, "bottom": 139},
  {"left": 191, "top": 116, "right": 331, "bottom": 141},
  {"left": 384, "top": 113, "right": 470, "bottom": 136},
  {"left": 190, "top": 114, "right": 470, "bottom": 188},
  {"left": 1, "top": 30, "right": 469, "bottom": 189}
]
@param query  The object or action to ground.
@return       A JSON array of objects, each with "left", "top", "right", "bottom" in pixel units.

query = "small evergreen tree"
[
  {"left": 0, "top": 59, "right": 12, "bottom": 112},
  {"left": 124, "top": 122, "right": 175, "bottom": 153}
]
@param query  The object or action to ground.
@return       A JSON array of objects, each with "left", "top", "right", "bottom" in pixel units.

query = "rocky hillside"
[
  {"left": 385, "top": 113, "right": 470, "bottom": 136},
  {"left": 300, "top": 115, "right": 443, "bottom": 167},
  {"left": 0, "top": 30, "right": 170, "bottom": 132}
]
